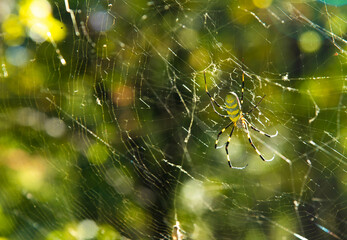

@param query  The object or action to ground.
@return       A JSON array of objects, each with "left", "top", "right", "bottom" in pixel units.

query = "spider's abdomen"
[{"left": 225, "top": 93, "right": 241, "bottom": 122}]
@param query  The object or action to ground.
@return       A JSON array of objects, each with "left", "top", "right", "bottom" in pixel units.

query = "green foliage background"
[{"left": 0, "top": 0, "right": 346, "bottom": 239}]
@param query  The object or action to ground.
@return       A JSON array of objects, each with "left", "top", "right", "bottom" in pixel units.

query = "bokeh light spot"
[
  {"left": 2, "top": 15, "right": 25, "bottom": 46},
  {"left": 76, "top": 219, "right": 99, "bottom": 240},
  {"left": 299, "top": 31, "right": 322, "bottom": 53},
  {"left": 181, "top": 180, "right": 210, "bottom": 213},
  {"left": 29, "top": 0, "right": 51, "bottom": 18},
  {"left": 5, "top": 46, "right": 29, "bottom": 66},
  {"left": 29, "top": 22, "right": 49, "bottom": 42},
  {"left": 0, "top": 1, "right": 13, "bottom": 21},
  {"left": 179, "top": 28, "right": 199, "bottom": 50},
  {"left": 87, "top": 144, "right": 109, "bottom": 165},
  {"left": 44, "top": 118, "right": 66, "bottom": 138},
  {"left": 253, "top": 0, "right": 273, "bottom": 8},
  {"left": 89, "top": 11, "right": 113, "bottom": 32}
]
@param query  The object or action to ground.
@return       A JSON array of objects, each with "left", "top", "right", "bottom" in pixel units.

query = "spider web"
[{"left": 0, "top": 0, "right": 346, "bottom": 239}]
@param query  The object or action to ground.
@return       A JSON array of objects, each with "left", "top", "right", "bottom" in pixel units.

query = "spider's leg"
[
  {"left": 245, "top": 120, "right": 278, "bottom": 138},
  {"left": 204, "top": 72, "right": 231, "bottom": 118},
  {"left": 215, "top": 122, "right": 233, "bottom": 149},
  {"left": 245, "top": 122, "right": 275, "bottom": 162},
  {"left": 209, "top": 100, "right": 233, "bottom": 118},
  {"left": 244, "top": 95, "right": 266, "bottom": 115},
  {"left": 225, "top": 125, "right": 248, "bottom": 169},
  {"left": 215, "top": 143, "right": 226, "bottom": 149},
  {"left": 241, "top": 72, "right": 245, "bottom": 106}
]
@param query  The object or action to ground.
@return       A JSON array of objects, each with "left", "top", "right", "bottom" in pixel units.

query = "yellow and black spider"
[{"left": 204, "top": 71, "right": 278, "bottom": 169}]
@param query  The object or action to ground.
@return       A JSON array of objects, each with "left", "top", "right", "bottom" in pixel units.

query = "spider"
[{"left": 204, "top": 71, "right": 278, "bottom": 169}]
